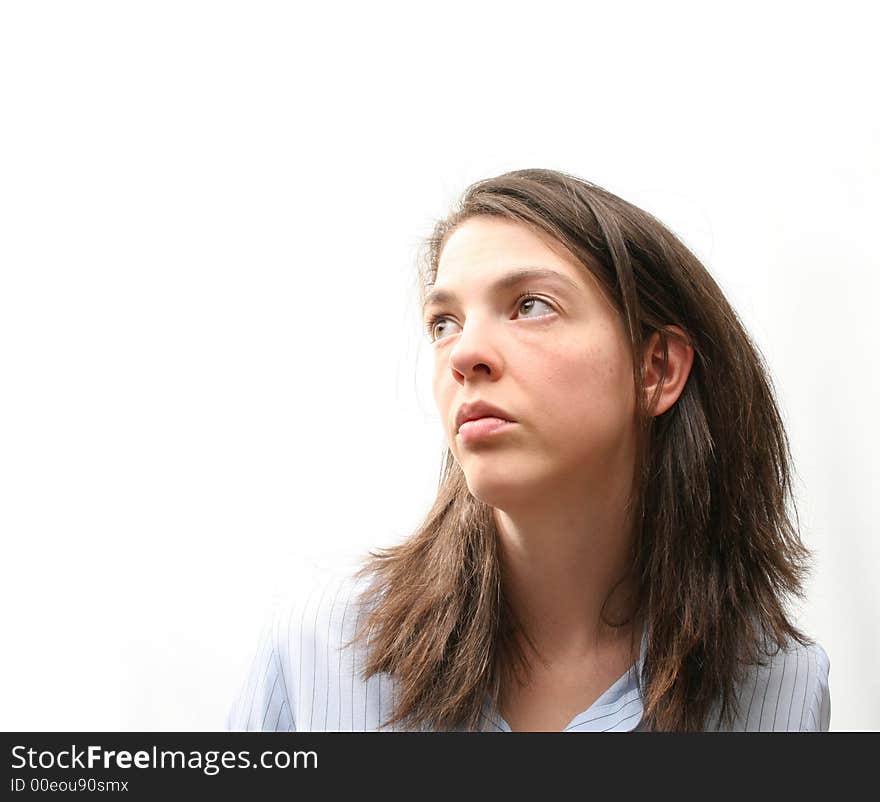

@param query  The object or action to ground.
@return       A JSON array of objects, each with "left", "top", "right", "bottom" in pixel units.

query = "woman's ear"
[{"left": 642, "top": 326, "right": 695, "bottom": 416}]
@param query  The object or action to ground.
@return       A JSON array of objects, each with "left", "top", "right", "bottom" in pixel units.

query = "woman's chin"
[{"left": 463, "top": 471, "right": 534, "bottom": 511}]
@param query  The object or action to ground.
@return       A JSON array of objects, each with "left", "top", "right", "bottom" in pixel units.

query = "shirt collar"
[{"left": 481, "top": 624, "right": 648, "bottom": 732}]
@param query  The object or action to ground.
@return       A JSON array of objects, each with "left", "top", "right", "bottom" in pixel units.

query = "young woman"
[{"left": 227, "top": 168, "right": 831, "bottom": 732}]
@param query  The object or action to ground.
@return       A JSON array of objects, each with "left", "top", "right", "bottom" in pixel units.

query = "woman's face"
[{"left": 426, "top": 215, "right": 638, "bottom": 510}]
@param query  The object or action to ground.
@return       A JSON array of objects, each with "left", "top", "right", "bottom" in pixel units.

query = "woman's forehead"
[
  {"left": 434, "top": 216, "right": 589, "bottom": 286},
  {"left": 432, "top": 216, "right": 616, "bottom": 316}
]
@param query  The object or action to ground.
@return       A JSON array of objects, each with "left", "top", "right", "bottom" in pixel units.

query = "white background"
[{"left": 1, "top": 1, "right": 876, "bottom": 731}]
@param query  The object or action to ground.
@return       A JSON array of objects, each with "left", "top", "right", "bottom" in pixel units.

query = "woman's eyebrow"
[{"left": 422, "top": 266, "right": 581, "bottom": 314}]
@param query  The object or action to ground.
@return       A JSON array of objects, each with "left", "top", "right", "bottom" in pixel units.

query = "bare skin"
[{"left": 426, "top": 216, "right": 694, "bottom": 730}]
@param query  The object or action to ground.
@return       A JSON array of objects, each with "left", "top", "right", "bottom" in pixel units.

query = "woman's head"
[
  {"left": 351, "top": 168, "right": 813, "bottom": 732},
  {"left": 419, "top": 169, "right": 723, "bottom": 521}
]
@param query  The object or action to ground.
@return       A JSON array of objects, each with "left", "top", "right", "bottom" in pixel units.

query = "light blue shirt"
[{"left": 227, "top": 567, "right": 831, "bottom": 732}]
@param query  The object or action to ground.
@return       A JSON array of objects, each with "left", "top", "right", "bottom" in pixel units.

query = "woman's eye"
[
  {"left": 518, "top": 296, "right": 554, "bottom": 318},
  {"left": 426, "top": 295, "right": 554, "bottom": 342}
]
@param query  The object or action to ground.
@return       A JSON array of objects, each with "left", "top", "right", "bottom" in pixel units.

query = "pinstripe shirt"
[{"left": 226, "top": 567, "right": 831, "bottom": 732}]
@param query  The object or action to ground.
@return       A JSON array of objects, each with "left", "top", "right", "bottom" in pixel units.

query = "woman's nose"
[{"left": 448, "top": 318, "right": 501, "bottom": 379}]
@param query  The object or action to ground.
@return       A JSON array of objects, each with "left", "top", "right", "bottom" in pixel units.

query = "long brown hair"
[{"left": 346, "top": 168, "right": 814, "bottom": 732}]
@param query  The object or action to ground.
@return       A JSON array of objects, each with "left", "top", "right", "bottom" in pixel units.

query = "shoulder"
[
  {"left": 226, "top": 561, "right": 380, "bottom": 732},
  {"left": 710, "top": 638, "right": 831, "bottom": 731},
  {"left": 269, "top": 563, "right": 374, "bottom": 669}
]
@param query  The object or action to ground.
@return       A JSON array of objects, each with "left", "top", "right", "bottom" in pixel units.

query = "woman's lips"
[{"left": 457, "top": 417, "right": 516, "bottom": 445}]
